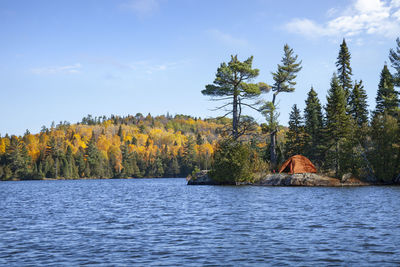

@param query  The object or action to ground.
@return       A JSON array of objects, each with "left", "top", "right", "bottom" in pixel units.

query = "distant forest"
[
  {"left": 1, "top": 38, "right": 400, "bottom": 183},
  {"left": 0, "top": 114, "right": 240, "bottom": 180}
]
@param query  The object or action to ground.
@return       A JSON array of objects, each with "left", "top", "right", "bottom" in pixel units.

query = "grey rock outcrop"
[
  {"left": 250, "top": 173, "right": 369, "bottom": 186},
  {"left": 187, "top": 171, "right": 370, "bottom": 186},
  {"left": 394, "top": 174, "right": 400, "bottom": 184},
  {"left": 187, "top": 170, "right": 221, "bottom": 185}
]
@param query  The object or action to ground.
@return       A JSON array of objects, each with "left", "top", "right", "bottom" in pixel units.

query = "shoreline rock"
[
  {"left": 187, "top": 170, "right": 224, "bottom": 185},
  {"left": 187, "top": 171, "right": 371, "bottom": 186},
  {"left": 252, "top": 173, "right": 370, "bottom": 187}
]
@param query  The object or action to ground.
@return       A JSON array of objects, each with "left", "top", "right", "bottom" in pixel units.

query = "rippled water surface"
[{"left": 1, "top": 178, "right": 400, "bottom": 266}]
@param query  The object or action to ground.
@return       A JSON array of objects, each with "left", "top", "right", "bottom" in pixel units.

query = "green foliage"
[
  {"left": 202, "top": 55, "right": 266, "bottom": 138},
  {"left": 349, "top": 80, "right": 369, "bottom": 145},
  {"left": 389, "top": 37, "right": 400, "bottom": 86},
  {"left": 325, "top": 74, "right": 352, "bottom": 176},
  {"left": 86, "top": 134, "right": 109, "bottom": 178},
  {"left": 285, "top": 104, "right": 305, "bottom": 158},
  {"left": 271, "top": 44, "right": 302, "bottom": 94},
  {"left": 181, "top": 136, "right": 197, "bottom": 176},
  {"left": 262, "top": 44, "right": 302, "bottom": 170},
  {"left": 374, "top": 64, "right": 399, "bottom": 117},
  {"left": 260, "top": 101, "right": 279, "bottom": 132},
  {"left": 370, "top": 114, "right": 399, "bottom": 183},
  {"left": 4, "top": 136, "right": 31, "bottom": 179},
  {"left": 336, "top": 39, "right": 353, "bottom": 102},
  {"left": 210, "top": 139, "right": 253, "bottom": 184},
  {"left": 303, "top": 87, "right": 324, "bottom": 164}
]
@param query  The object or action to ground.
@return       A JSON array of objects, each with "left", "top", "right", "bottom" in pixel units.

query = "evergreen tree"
[
  {"left": 75, "top": 148, "right": 87, "bottom": 177},
  {"left": 350, "top": 80, "right": 369, "bottom": 127},
  {"left": 370, "top": 114, "right": 399, "bottom": 182},
  {"left": 196, "top": 133, "right": 203, "bottom": 145},
  {"left": 336, "top": 39, "right": 353, "bottom": 103},
  {"left": 202, "top": 55, "right": 267, "bottom": 139},
  {"left": 374, "top": 64, "right": 399, "bottom": 116},
  {"left": 5, "top": 136, "right": 31, "bottom": 178},
  {"left": 166, "top": 156, "right": 180, "bottom": 177},
  {"left": 389, "top": 37, "right": 400, "bottom": 86},
  {"left": 86, "top": 134, "right": 105, "bottom": 177},
  {"left": 325, "top": 74, "right": 352, "bottom": 176},
  {"left": 181, "top": 136, "right": 196, "bottom": 176},
  {"left": 303, "top": 87, "right": 324, "bottom": 163},
  {"left": 64, "top": 146, "right": 78, "bottom": 178},
  {"left": 349, "top": 80, "right": 369, "bottom": 148},
  {"left": 261, "top": 44, "right": 302, "bottom": 170},
  {"left": 117, "top": 125, "right": 123, "bottom": 142},
  {"left": 285, "top": 105, "right": 305, "bottom": 157}
]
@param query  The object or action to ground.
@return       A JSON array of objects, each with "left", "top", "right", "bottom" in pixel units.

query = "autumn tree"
[{"left": 202, "top": 55, "right": 268, "bottom": 139}]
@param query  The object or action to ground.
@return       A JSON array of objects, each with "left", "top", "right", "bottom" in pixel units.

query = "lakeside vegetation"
[
  {"left": 205, "top": 38, "right": 400, "bottom": 184},
  {"left": 1, "top": 38, "right": 400, "bottom": 184}
]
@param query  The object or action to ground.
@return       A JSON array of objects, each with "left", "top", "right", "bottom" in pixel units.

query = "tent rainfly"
[{"left": 279, "top": 155, "right": 317, "bottom": 174}]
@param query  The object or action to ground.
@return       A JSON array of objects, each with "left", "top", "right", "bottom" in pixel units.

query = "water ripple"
[{"left": 1, "top": 179, "right": 400, "bottom": 266}]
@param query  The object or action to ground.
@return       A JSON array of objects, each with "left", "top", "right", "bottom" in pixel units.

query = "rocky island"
[{"left": 187, "top": 170, "right": 371, "bottom": 187}]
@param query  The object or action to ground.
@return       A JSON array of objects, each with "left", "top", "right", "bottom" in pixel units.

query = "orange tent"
[{"left": 279, "top": 155, "right": 317, "bottom": 174}]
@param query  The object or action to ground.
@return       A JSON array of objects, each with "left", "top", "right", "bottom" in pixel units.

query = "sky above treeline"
[{"left": 1, "top": 0, "right": 400, "bottom": 135}]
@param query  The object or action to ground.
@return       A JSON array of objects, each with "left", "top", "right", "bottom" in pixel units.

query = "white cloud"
[
  {"left": 120, "top": 0, "right": 159, "bottom": 17},
  {"left": 285, "top": 0, "right": 400, "bottom": 38},
  {"left": 90, "top": 57, "right": 184, "bottom": 74},
  {"left": 207, "top": 29, "right": 248, "bottom": 47},
  {"left": 144, "top": 61, "right": 182, "bottom": 74},
  {"left": 31, "top": 63, "right": 82, "bottom": 75}
]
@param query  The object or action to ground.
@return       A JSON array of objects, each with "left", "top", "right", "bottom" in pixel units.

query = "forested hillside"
[
  {"left": 0, "top": 114, "right": 287, "bottom": 180},
  {"left": 0, "top": 114, "right": 223, "bottom": 179}
]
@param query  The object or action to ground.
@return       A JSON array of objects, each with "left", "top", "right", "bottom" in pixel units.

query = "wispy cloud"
[
  {"left": 207, "top": 29, "right": 248, "bottom": 47},
  {"left": 85, "top": 56, "right": 186, "bottom": 75},
  {"left": 31, "top": 63, "right": 82, "bottom": 75},
  {"left": 144, "top": 61, "right": 182, "bottom": 74},
  {"left": 120, "top": 0, "right": 159, "bottom": 18},
  {"left": 284, "top": 0, "right": 400, "bottom": 39}
]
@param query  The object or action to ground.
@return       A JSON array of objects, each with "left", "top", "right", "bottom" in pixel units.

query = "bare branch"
[
  {"left": 216, "top": 111, "right": 233, "bottom": 119},
  {"left": 210, "top": 97, "right": 233, "bottom": 101},
  {"left": 241, "top": 102, "right": 261, "bottom": 112},
  {"left": 211, "top": 102, "right": 232, "bottom": 111}
]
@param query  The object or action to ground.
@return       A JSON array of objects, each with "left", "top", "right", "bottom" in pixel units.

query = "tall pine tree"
[
  {"left": 285, "top": 104, "right": 305, "bottom": 158},
  {"left": 336, "top": 39, "right": 353, "bottom": 104},
  {"left": 261, "top": 44, "right": 302, "bottom": 170},
  {"left": 374, "top": 64, "right": 399, "bottom": 116},
  {"left": 350, "top": 80, "right": 369, "bottom": 126},
  {"left": 303, "top": 87, "right": 324, "bottom": 163},
  {"left": 389, "top": 37, "right": 400, "bottom": 87},
  {"left": 325, "top": 74, "right": 352, "bottom": 177},
  {"left": 349, "top": 80, "right": 369, "bottom": 145}
]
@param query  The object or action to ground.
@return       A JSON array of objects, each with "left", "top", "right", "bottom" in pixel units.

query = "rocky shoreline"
[{"left": 187, "top": 171, "right": 372, "bottom": 186}]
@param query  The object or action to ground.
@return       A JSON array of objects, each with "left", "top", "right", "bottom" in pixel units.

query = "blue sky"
[{"left": 1, "top": 0, "right": 400, "bottom": 135}]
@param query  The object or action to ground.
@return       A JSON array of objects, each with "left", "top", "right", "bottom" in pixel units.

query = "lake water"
[{"left": 1, "top": 178, "right": 399, "bottom": 266}]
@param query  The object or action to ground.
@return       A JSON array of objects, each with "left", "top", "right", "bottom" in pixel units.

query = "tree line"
[
  {"left": 1, "top": 38, "right": 399, "bottom": 183},
  {"left": 204, "top": 38, "right": 400, "bottom": 183},
  {"left": 0, "top": 114, "right": 229, "bottom": 180}
]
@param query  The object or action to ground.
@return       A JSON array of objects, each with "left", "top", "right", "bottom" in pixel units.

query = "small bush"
[{"left": 210, "top": 139, "right": 253, "bottom": 184}]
